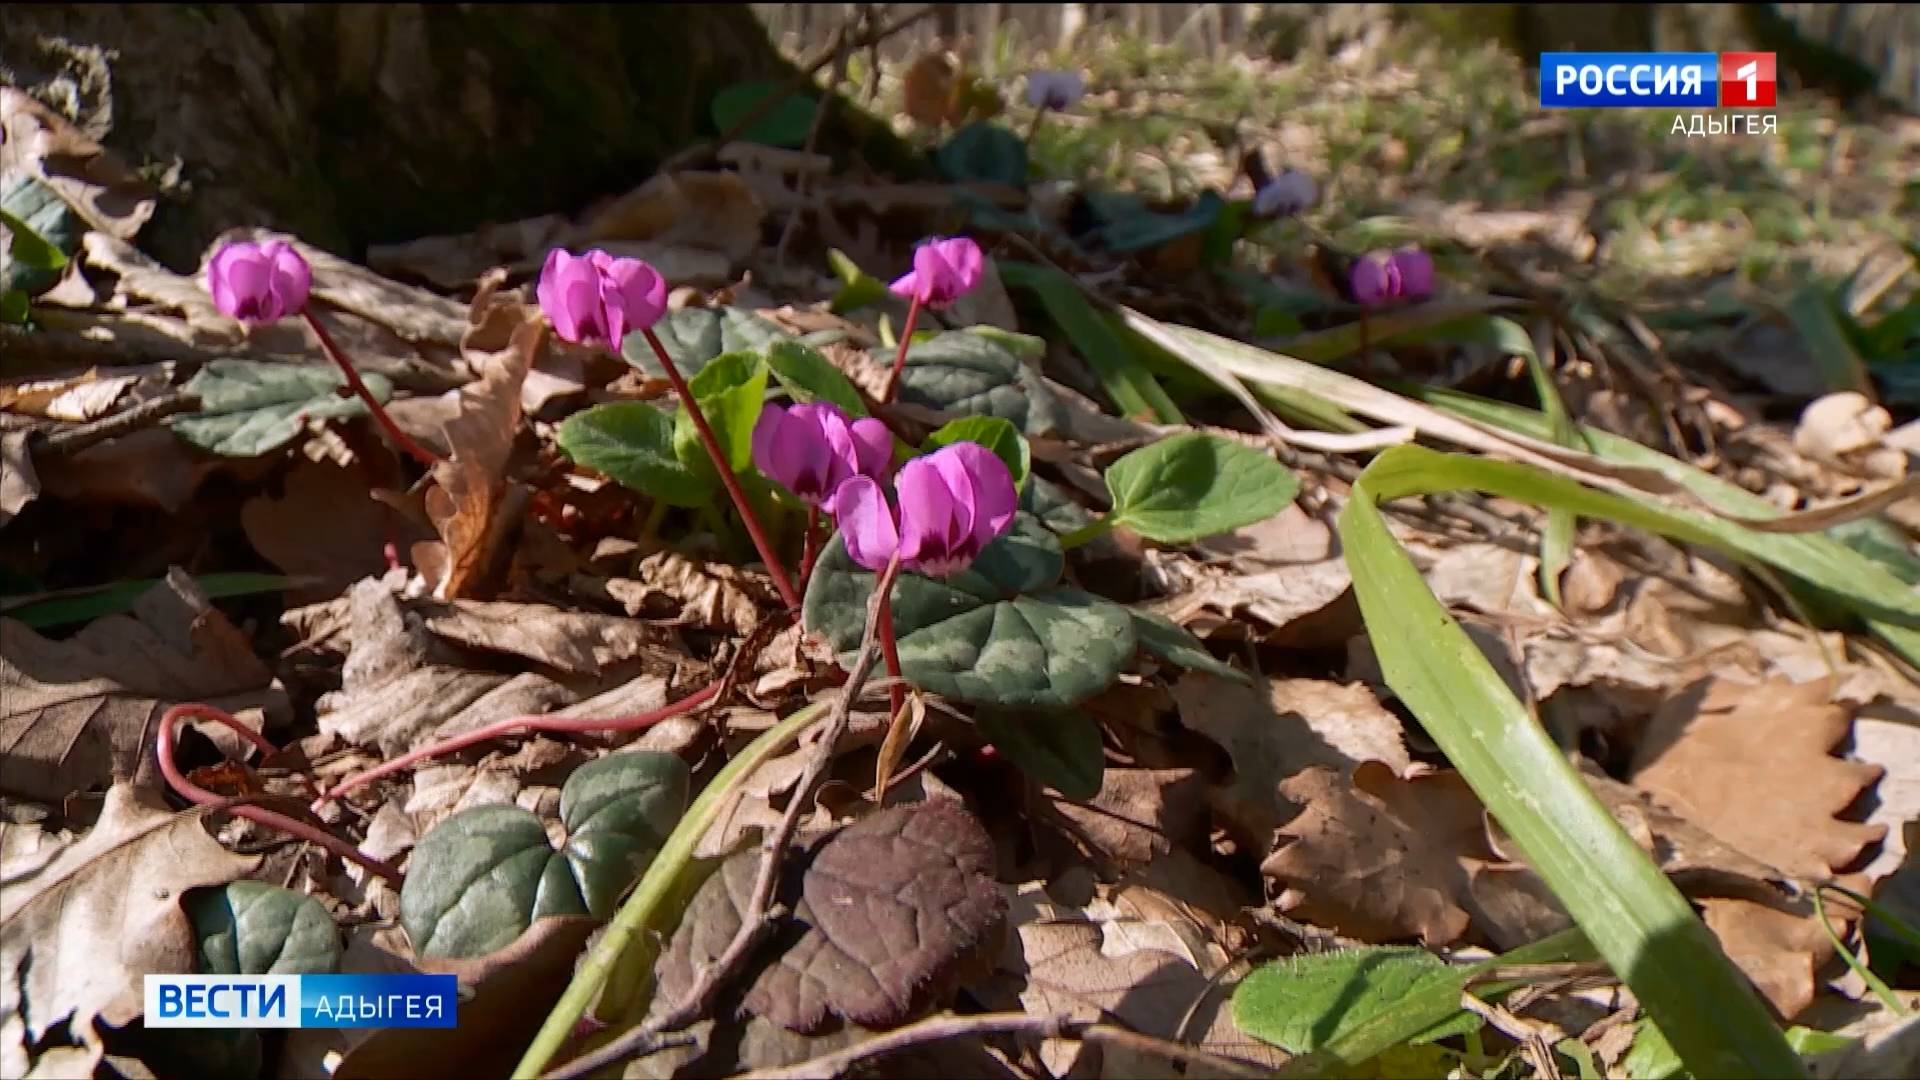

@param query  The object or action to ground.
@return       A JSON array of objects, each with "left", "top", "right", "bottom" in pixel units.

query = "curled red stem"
[
  {"left": 311, "top": 678, "right": 723, "bottom": 812},
  {"left": 300, "top": 308, "right": 444, "bottom": 470},
  {"left": 878, "top": 294, "right": 923, "bottom": 405},
  {"left": 641, "top": 328, "right": 800, "bottom": 610},
  {"left": 157, "top": 703, "right": 403, "bottom": 886}
]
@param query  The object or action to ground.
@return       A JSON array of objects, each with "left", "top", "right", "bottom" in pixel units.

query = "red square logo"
[{"left": 1720, "top": 52, "right": 1776, "bottom": 107}]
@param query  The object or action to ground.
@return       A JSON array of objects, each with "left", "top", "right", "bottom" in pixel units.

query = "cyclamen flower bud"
[
  {"left": 537, "top": 248, "right": 668, "bottom": 350},
  {"left": 834, "top": 442, "right": 1017, "bottom": 578},
  {"left": 208, "top": 240, "right": 312, "bottom": 325},
  {"left": 751, "top": 401, "right": 893, "bottom": 512},
  {"left": 1252, "top": 169, "right": 1318, "bottom": 219},
  {"left": 888, "top": 236, "right": 985, "bottom": 310},
  {"left": 1025, "top": 70, "right": 1086, "bottom": 111},
  {"left": 1350, "top": 248, "right": 1435, "bottom": 308}
]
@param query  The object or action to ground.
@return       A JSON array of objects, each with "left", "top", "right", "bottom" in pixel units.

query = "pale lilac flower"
[
  {"left": 888, "top": 236, "right": 985, "bottom": 310},
  {"left": 208, "top": 240, "right": 312, "bottom": 325},
  {"left": 1025, "top": 70, "right": 1086, "bottom": 111},
  {"left": 1350, "top": 248, "right": 1435, "bottom": 307},
  {"left": 1252, "top": 169, "right": 1318, "bottom": 219},
  {"left": 537, "top": 248, "right": 669, "bottom": 349},
  {"left": 834, "top": 442, "right": 1016, "bottom": 578},
  {"left": 751, "top": 401, "right": 892, "bottom": 511}
]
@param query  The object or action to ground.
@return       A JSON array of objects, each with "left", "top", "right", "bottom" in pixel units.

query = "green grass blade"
[
  {"left": 1, "top": 572, "right": 300, "bottom": 629},
  {"left": 1339, "top": 490, "right": 1804, "bottom": 1079},
  {"left": 1784, "top": 285, "right": 1874, "bottom": 396},
  {"left": 515, "top": 700, "right": 827, "bottom": 1078},
  {"left": 1260, "top": 296, "right": 1515, "bottom": 363},
  {"left": 999, "top": 261, "right": 1183, "bottom": 423}
]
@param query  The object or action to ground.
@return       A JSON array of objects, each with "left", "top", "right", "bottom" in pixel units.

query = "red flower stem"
[
  {"left": 311, "top": 678, "right": 723, "bottom": 812},
  {"left": 876, "top": 575, "right": 906, "bottom": 720},
  {"left": 878, "top": 293, "right": 923, "bottom": 405},
  {"left": 300, "top": 309, "right": 443, "bottom": 469},
  {"left": 800, "top": 507, "right": 823, "bottom": 587},
  {"left": 641, "top": 328, "right": 800, "bottom": 611},
  {"left": 158, "top": 703, "right": 403, "bottom": 887}
]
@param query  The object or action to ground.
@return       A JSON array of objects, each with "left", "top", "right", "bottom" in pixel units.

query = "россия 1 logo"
[{"left": 1539, "top": 52, "right": 1777, "bottom": 109}]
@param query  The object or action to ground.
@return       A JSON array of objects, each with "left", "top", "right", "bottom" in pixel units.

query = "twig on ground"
[
  {"left": 544, "top": 556, "right": 905, "bottom": 1080},
  {"left": 32, "top": 393, "right": 201, "bottom": 457}
]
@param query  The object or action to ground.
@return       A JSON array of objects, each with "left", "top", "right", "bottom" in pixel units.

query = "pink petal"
[
  {"left": 848, "top": 418, "right": 893, "bottom": 481},
  {"left": 261, "top": 241, "right": 311, "bottom": 319},
  {"left": 207, "top": 241, "right": 256, "bottom": 322},
  {"left": 955, "top": 444, "right": 1017, "bottom": 548},
  {"left": 888, "top": 269, "right": 921, "bottom": 302},
  {"left": 1349, "top": 253, "right": 1393, "bottom": 307},
  {"left": 602, "top": 254, "right": 667, "bottom": 341},
  {"left": 537, "top": 249, "right": 587, "bottom": 343},
  {"left": 894, "top": 454, "right": 959, "bottom": 567},
  {"left": 1393, "top": 250, "right": 1434, "bottom": 299},
  {"left": 834, "top": 476, "right": 899, "bottom": 572},
  {"left": 751, "top": 403, "right": 787, "bottom": 485}
]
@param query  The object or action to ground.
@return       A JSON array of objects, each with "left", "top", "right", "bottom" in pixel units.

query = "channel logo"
[
  {"left": 144, "top": 974, "right": 458, "bottom": 1029},
  {"left": 1540, "top": 52, "right": 1777, "bottom": 108}
]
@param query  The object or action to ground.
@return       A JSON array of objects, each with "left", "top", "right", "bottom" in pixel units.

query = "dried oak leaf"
[
  {"left": 1172, "top": 672, "right": 1409, "bottom": 852},
  {"left": 412, "top": 315, "right": 540, "bottom": 600},
  {"left": 242, "top": 458, "right": 428, "bottom": 602},
  {"left": 1628, "top": 677, "right": 1887, "bottom": 1018},
  {"left": 413, "top": 599, "right": 667, "bottom": 677},
  {"left": 602, "top": 548, "right": 777, "bottom": 636},
  {"left": 657, "top": 800, "right": 1005, "bottom": 1033},
  {"left": 0, "top": 570, "right": 287, "bottom": 801},
  {"left": 1262, "top": 762, "right": 1495, "bottom": 946},
  {"left": 1041, "top": 767, "right": 1209, "bottom": 871},
  {"left": 0, "top": 784, "right": 257, "bottom": 1075}
]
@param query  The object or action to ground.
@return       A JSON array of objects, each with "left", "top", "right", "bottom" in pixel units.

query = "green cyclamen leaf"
[
  {"left": 401, "top": 752, "right": 689, "bottom": 958},
  {"left": 975, "top": 709, "right": 1104, "bottom": 801},
  {"left": 676, "top": 349, "right": 769, "bottom": 473},
  {"left": 1103, "top": 433, "right": 1300, "bottom": 543},
  {"left": 923, "top": 415, "right": 1030, "bottom": 493},
  {"left": 557, "top": 401, "right": 715, "bottom": 507},
  {"left": 936, "top": 122, "right": 1029, "bottom": 188},
  {"left": 1233, "top": 947, "right": 1482, "bottom": 1056},
  {"left": 171, "top": 360, "right": 391, "bottom": 457},
  {"left": 1129, "top": 609, "right": 1247, "bottom": 682},
  {"left": 189, "top": 881, "right": 343, "bottom": 976},
  {"left": 767, "top": 338, "right": 867, "bottom": 417},
  {"left": 636, "top": 306, "right": 789, "bottom": 378},
  {"left": 895, "top": 331, "right": 1065, "bottom": 436}
]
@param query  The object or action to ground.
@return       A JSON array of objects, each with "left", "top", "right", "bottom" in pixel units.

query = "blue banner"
[{"left": 1540, "top": 52, "right": 1719, "bottom": 108}]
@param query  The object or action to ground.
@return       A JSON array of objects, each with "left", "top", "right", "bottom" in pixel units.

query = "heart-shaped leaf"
[
  {"left": 402, "top": 752, "right": 688, "bottom": 958},
  {"left": 896, "top": 331, "right": 1065, "bottom": 436},
  {"left": 1092, "top": 192, "right": 1226, "bottom": 254},
  {"left": 171, "top": 360, "right": 392, "bottom": 457},
  {"left": 675, "top": 350, "right": 769, "bottom": 474},
  {"left": 976, "top": 709, "right": 1104, "bottom": 800},
  {"left": 1130, "top": 609, "right": 1248, "bottom": 683},
  {"left": 710, "top": 81, "right": 818, "bottom": 149},
  {"left": 936, "top": 122, "right": 1029, "bottom": 188},
  {"left": 923, "top": 416, "right": 1029, "bottom": 494},
  {"left": 1232, "top": 946, "right": 1481, "bottom": 1056},
  {"left": 656, "top": 800, "right": 1005, "bottom": 1033},
  {"left": 1021, "top": 475, "right": 1094, "bottom": 535},
  {"left": 635, "top": 306, "right": 789, "bottom": 378},
  {"left": 803, "top": 516, "right": 1134, "bottom": 708},
  {"left": 768, "top": 339, "right": 867, "bottom": 417},
  {"left": 188, "top": 880, "right": 342, "bottom": 975},
  {"left": 826, "top": 249, "right": 890, "bottom": 315},
  {"left": 558, "top": 401, "right": 716, "bottom": 507},
  {"left": 2, "top": 176, "right": 79, "bottom": 295},
  {"left": 1104, "top": 433, "right": 1300, "bottom": 543}
]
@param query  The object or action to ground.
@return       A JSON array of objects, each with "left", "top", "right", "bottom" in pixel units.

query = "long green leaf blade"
[{"left": 1000, "top": 261, "right": 1183, "bottom": 423}]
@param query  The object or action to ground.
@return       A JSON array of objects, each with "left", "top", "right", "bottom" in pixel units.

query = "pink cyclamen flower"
[
  {"left": 537, "top": 248, "right": 669, "bottom": 349},
  {"left": 1252, "top": 169, "right": 1318, "bottom": 218},
  {"left": 752, "top": 401, "right": 893, "bottom": 512},
  {"left": 834, "top": 442, "right": 1017, "bottom": 578},
  {"left": 208, "top": 240, "right": 312, "bottom": 325},
  {"left": 1350, "top": 248, "right": 1435, "bottom": 307},
  {"left": 1025, "top": 70, "right": 1086, "bottom": 111},
  {"left": 888, "top": 236, "right": 985, "bottom": 310}
]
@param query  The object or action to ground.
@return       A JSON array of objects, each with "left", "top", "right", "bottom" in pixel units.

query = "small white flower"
[
  {"left": 1025, "top": 70, "right": 1086, "bottom": 112},
  {"left": 1253, "top": 169, "right": 1318, "bottom": 218}
]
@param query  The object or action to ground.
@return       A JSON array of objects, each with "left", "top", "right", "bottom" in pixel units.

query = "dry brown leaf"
[
  {"left": 1172, "top": 672, "right": 1408, "bottom": 851},
  {"left": 0, "top": 88, "right": 156, "bottom": 241},
  {"left": 901, "top": 51, "right": 960, "bottom": 128},
  {"left": 1853, "top": 705, "right": 1920, "bottom": 881},
  {"left": 241, "top": 459, "right": 426, "bottom": 603},
  {"left": 413, "top": 315, "right": 539, "bottom": 600},
  {"left": 414, "top": 599, "right": 666, "bottom": 677},
  {"left": 1042, "top": 767, "right": 1208, "bottom": 871},
  {"left": 579, "top": 171, "right": 764, "bottom": 265},
  {"left": 1149, "top": 505, "right": 1355, "bottom": 643},
  {"left": 1795, "top": 392, "right": 1906, "bottom": 483},
  {"left": 365, "top": 214, "right": 573, "bottom": 291},
  {"left": 1, "top": 784, "right": 257, "bottom": 1075},
  {"left": 992, "top": 883, "right": 1286, "bottom": 1078},
  {"left": 0, "top": 431, "right": 40, "bottom": 523},
  {"left": 1629, "top": 678, "right": 1885, "bottom": 882},
  {"left": 0, "top": 371, "right": 138, "bottom": 421},
  {"left": 35, "top": 426, "right": 232, "bottom": 514},
  {"left": 1263, "top": 762, "right": 1494, "bottom": 946},
  {"left": 600, "top": 548, "right": 775, "bottom": 636},
  {"left": 1627, "top": 678, "right": 1887, "bottom": 1018},
  {"left": 0, "top": 570, "right": 287, "bottom": 801}
]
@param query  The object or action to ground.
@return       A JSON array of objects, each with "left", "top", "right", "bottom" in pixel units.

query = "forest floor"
[{"left": 3, "top": 20, "right": 1919, "bottom": 1080}]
